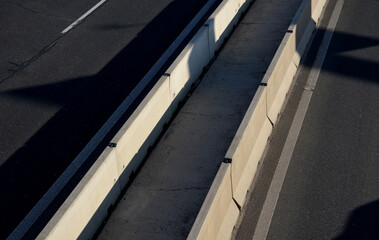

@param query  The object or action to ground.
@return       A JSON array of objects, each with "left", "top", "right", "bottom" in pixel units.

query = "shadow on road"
[
  {"left": 1, "top": 0, "right": 379, "bottom": 238},
  {"left": 0, "top": 0, "right": 220, "bottom": 238},
  {"left": 300, "top": 28, "right": 379, "bottom": 83},
  {"left": 334, "top": 200, "right": 379, "bottom": 240}
]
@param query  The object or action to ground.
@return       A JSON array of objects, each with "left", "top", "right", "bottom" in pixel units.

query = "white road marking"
[
  {"left": 61, "top": 0, "right": 108, "bottom": 34},
  {"left": 252, "top": 0, "right": 344, "bottom": 239},
  {"left": 8, "top": 0, "right": 219, "bottom": 239}
]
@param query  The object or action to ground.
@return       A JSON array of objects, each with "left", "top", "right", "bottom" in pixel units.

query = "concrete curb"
[
  {"left": 226, "top": 86, "right": 272, "bottom": 207},
  {"left": 187, "top": 163, "right": 239, "bottom": 240},
  {"left": 188, "top": 0, "right": 328, "bottom": 239},
  {"left": 36, "top": 0, "right": 252, "bottom": 239}
]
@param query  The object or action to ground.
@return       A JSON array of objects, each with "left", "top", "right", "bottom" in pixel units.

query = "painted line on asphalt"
[
  {"left": 7, "top": 0, "right": 219, "bottom": 239},
  {"left": 252, "top": 0, "right": 344, "bottom": 239},
  {"left": 61, "top": 0, "right": 108, "bottom": 34}
]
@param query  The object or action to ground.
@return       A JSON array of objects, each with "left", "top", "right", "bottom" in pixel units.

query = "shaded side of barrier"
[
  {"left": 262, "top": 32, "right": 298, "bottom": 125},
  {"left": 207, "top": 0, "right": 248, "bottom": 56},
  {"left": 188, "top": 163, "right": 239, "bottom": 240},
  {"left": 188, "top": 0, "right": 329, "bottom": 239},
  {"left": 264, "top": 0, "right": 328, "bottom": 124},
  {"left": 226, "top": 86, "right": 272, "bottom": 207},
  {"left": 188, "top": 86, "right": 270, "bottom": 240},
  {"left": 37, "top": 148, "right": 120, "bottom": 240},
  {"left": 36, "top": 0, "right": 251, "bottom": 239},
  {"left": 114, "top": 26, "right": 210, "bottom": 189}
]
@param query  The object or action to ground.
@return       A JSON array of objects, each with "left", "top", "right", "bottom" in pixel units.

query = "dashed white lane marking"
[
  {"left": 252, "top": 0, "right": 344, "bottom": 239},
  {"left": 61, "top": 0, "right": 108, "bottom": 34}
]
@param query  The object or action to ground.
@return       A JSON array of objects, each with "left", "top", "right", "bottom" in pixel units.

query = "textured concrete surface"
[
  {"left": 0, "top": 0, "right": 215, "bottom": 237},
  {"left": 98, "top": 0, "right": 303, "bottom": 238},
  {"left": 188, "top": 163, "right": 239, "bottom": 240},
  {"left": 235, "top": 0, "right": 379, "bottom": 239}
]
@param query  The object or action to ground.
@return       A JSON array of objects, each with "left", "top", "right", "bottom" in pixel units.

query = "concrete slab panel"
[
  {"left": 225, "top": 86, "right": 272, "bottom": 206},
  {"left": 38, "top": 148, "right": 120, "bottom": 240},
  {"left": 207, "top": 0, "right": 243, "bottom": 55},
  {"left": 188, "top": 163, "right": 239, "bottom": 240},
  {"left": 167, "top": 26, "right": 210, "bottom": 99},
  {"left": 262, "top": 32, "right": 297, "bottom": 124},
  {"left": 264, "top": 0, "right": 327, "bottom": 124},
  {"left": 97, "top": 0, "right": 309, "bottom": 238},
  {"left": 183, "top": 63, "right": 263, "bottom": 117},
  {"left": 217, "top": 22, "right": 287, "bottom": 65},
  {"left": 243, "top": 1, "right": 302, "bottom": 24},
  {"left": 111, "top": 76, "right": 172, "bottom": 187}
]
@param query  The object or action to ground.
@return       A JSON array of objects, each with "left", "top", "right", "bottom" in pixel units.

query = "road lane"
[
  {"left": 252, "top": 1, "right": 344, "bottom": 239},
  {"left": 235, "top": 0, "right": 379, "bottom": 239},
  {"left": 0, "top": 0, "right": 216, "bottom": 238},
  {"left": 0, "top": 0, "right": 101, "bottom": 81}
]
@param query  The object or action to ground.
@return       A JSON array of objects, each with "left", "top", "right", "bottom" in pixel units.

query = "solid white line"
[
  {"left": 252, "top": 0, "right": 344, "bottom": 239},
  {"left": 61, "top": 0, "right": 108, "bottom": 34}
]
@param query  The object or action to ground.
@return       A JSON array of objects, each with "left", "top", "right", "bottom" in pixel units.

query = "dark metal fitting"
[{"left": 108, "top": 142, "right": 117, "bottom": 148}]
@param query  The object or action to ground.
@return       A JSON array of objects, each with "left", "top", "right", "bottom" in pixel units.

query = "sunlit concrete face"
[{"left": 0, "top": 0, "right": 211, "bottom": 238}]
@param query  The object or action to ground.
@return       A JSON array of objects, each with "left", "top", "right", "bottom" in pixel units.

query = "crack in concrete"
[
  {"left": 0, "top": 3, "right": 79, "bottom": 84},
  {"left": 1, "top": 38, "right": 60, "bottom": 84},
  {"left": 14, "top": 3, "right": 74, "bottom": 22}
]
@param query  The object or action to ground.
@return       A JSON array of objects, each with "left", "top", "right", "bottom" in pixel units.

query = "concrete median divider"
[
  {"left": 207, "top": 0, "right": 249, "bottom": 56},
  {"left": 188, "top": 86, "right": 271, "bottom": 240},
  {"left": 188, "top": 0, "right": 328, "bottom": 239},
  {"left": 37, "top": 147, "right": 120, "bottom": 240},
  {"left": 264, "top": 0, "right": 327, "bottom": 124},
  {"left": 187, "top": 163, "right": 239, "bottom": 240},
  {"left": 114, "top": 25, "right": 210, "bottom": 189},
  {"left": 263, "top": 32, "right": 299, "bottom": 125},
  {"left": 36, "top": 0, "right": 253, "bottom": 239},
  {"left": 225, "top": 86, "right": 272, "bottom": 207},
  {"left": 167, "top": 26, "right": 211, "bottom": 105}
]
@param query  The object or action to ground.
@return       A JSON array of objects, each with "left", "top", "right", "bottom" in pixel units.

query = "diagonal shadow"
[
  {"left": 2, "top": 2, "right": 378, "bottom": 239},
  {"left": 301, "top": 28, "right": 379, "bottom": 83},
  {"left": 0, "top": 0, "right": 221, "bottom": 238},
  {"left": 324, "top": 54, "right": 379, "bottom": 82},
  {"left": 1, "top": 78, "right": 87, "bottom": 106},
  {"left": 294, "top": 29, "right": 379, "bottom": 85},
  {"left": 334, "top": 200, "right": 379, "bottom": 240},
  {"left": 328, "top": 31, "right": 379, "bottom": 53},
  {"left": 3, "top": 29, "right": 379, "bottom": 108}
]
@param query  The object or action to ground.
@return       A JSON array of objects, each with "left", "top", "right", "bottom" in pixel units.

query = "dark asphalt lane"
[
  {"left": 236, "top": 0, "right": 379, "bottom": 239},
  {"left": 0, "top": 0, "right": 100, "bottom": 80},
  {"left": 0, "top": 0, "right": 218, "bottom": 238}
]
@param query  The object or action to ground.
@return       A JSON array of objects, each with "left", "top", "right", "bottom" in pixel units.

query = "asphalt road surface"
[
  {"left": 0, "top": 0, "right": 216, "bottom": 238},
  {"left": 235, "top": 0, "right": 379, "bottom": 239}
]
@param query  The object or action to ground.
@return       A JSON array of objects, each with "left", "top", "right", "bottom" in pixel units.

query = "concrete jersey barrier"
[
  {"left": 188, "top": 0, "right": 328, "bottom": 239},
  {"left": 35, "top": 0, "right": 253, "bottom": 239}
]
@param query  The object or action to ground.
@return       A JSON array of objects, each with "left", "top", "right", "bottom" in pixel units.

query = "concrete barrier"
[
  {"left": 37, "top": 148, "right": 120, "bottom": 240},
  {"left": 167, "top": 26, "right": 211, "bottom": 103},
  {"left": 263, "top": 32, "right": 298, "bottom": 125},
  {"left": 189, "top": 0, "right": 328, "bottom": 239},
  {"left": 187, "top": 163, "right": 239, "bottom": 240},
  {"left": 207, "top": 0, "right": 248, "bottom": 56},
  {"left": 264, "top": 0, "right": 328, "bottom": 124},
  {"left": 187, "top": 86, "right": 271, "bottom": 240},
  {"left": 115, "top": 26, "right": 210, "bottom": 189},
  {"left": 225, "top": 86, "right": 272, "bottom": 207},
  {"left": 112, "top": 75, "right": 172, "bottom": 189},
  {"left": 36, "top": 0, "right": 252, "bottom": 239}
]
